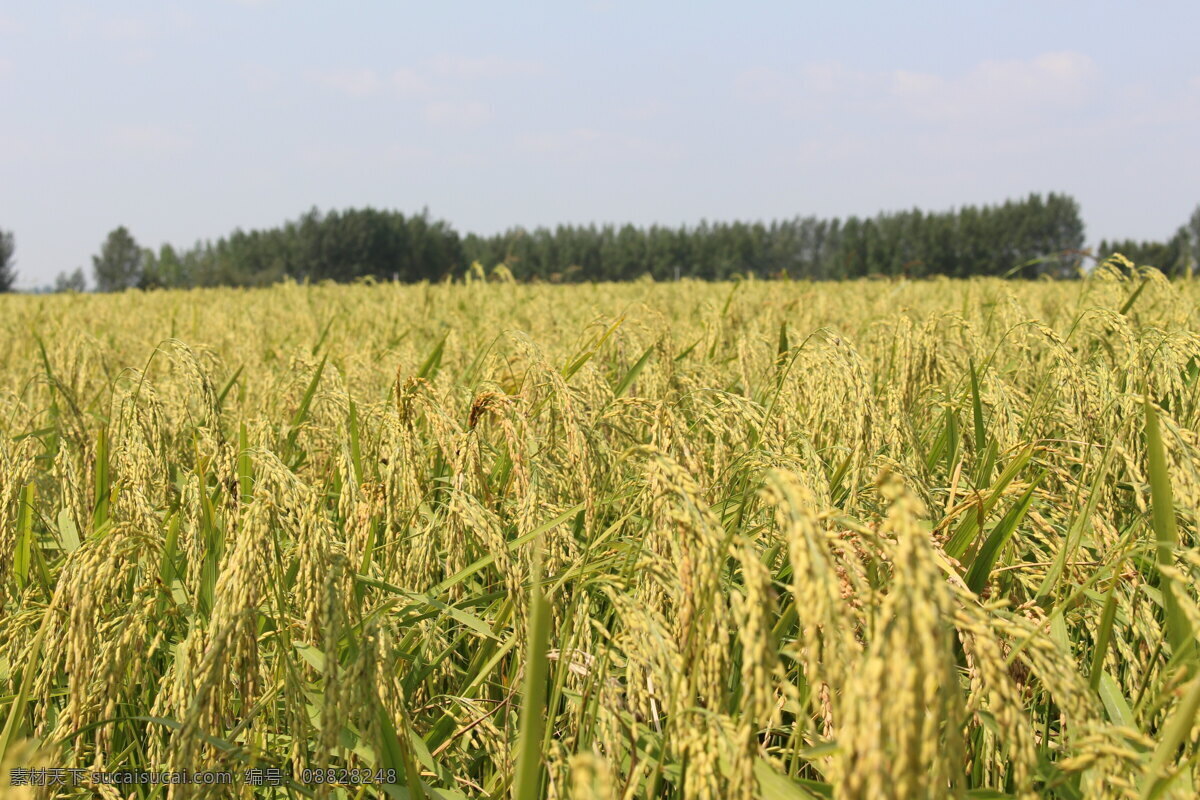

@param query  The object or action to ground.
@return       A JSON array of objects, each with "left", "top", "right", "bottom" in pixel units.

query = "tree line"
[
  {"left": 2, "top": 193, "right": 1199, "bottom": 292},
  {"left": 465, "top": 193, "right": 1093, "bottom": 282}
]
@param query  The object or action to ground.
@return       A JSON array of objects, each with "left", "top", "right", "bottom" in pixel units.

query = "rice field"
[{"left": 3, "top": 262, "right": 1200, "bottom": 799}]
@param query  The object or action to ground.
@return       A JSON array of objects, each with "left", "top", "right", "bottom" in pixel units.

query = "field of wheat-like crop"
[{"left": 3, "top": 263, "right": 1200, "bottom": 799}]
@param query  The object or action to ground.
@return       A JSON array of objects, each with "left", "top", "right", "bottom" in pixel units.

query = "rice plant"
[{"left": 2, "top": 261, "right": 1200, "bottom": 798}]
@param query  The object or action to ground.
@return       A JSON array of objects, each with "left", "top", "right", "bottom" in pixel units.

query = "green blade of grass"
[
  {"left": 57, "top": 507, "right": 80, "bottom": 554},
  {"left": 946, "top": 443, "right": 1035, "bottom": 560},
  {"left": 283, "top": 355, "right": 327, "bottom": 466},
  {"left": 754, "top": 758, "right": 831, "bottom": 799},
  {"left": 969, "top": 359, "right": 988, "bottom": 470},
  {"left": 964, "top": 473, "right": 1043, "bottom": 593},
  {"left": 1037, "top": 447, "right": 1112, "bottom": 600},
  {"left": 1144, "top": 400, "right": 1193, "bottom": 661},
  {"left": 159, "top": 511, "right": 181, "bottom": 588},
  {"left": 237, "top": 421, "right": 253, "bottom": 503},
  {"left": 418, "top": 332, "right": 448, "bottom": 381},
  {"left": 353, "top": 577, "right": 499, "bottom": 641},
  {"left": 376, "top": 691, "right": 424, "bottom": 800},
  {"left": 562, "top": 317, "right": 623, "bottom": 381},
  {"left": 612, "top": 342, "right": 655, "bottom": 399},
  {"left": 13, "top": 484, "right": 34, "bottom": 591},
  {"left": 0, "top": 604, "right": 54, "bottom": 763},
  {"left": 93, "top": 427, "right": 110, "bottom": 530},
  {"left": 1119, "top": 278, "right": 1149, "bottom": 316},
  {"left": 674, "top": 336, "right": 703, "bottom": 361},
  {"left": 1088, "top": 579, "right": 1121, "bottom": 693},
  {"left": 1097, "top": 671, "right": 1136, "bottom": 728},
  {"left": 312, "top": 312, "right": 338, "bottom": 355},
  {"left": 216, "top": 364, "right": 244, "bottom": 409},
  {"left": 428, "top": 503, "right": 584, "bottom": 596},
  {"left": 512, "top": 555, "right": 551, "bottom": 800},
  {"left": 1138, "top": 672, "right": 1200, "bottom": 800},
  {"left": 349, "top": 398, "right": 363, "bottom": 485}
]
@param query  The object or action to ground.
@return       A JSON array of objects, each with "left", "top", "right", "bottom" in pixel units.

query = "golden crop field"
[{"left": 3, "top": 263, "right": 1200, "bottom": 799}]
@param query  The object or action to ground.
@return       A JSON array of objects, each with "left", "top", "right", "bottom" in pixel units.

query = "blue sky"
[{"left": 1, "top": 1, "right": 1198, "bottom": 288}]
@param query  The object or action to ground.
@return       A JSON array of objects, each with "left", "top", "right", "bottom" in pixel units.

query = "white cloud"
[
  {"left": 309, "top": 67, "right": 384, "bottom": 97},
  {"left": 391, "top": 68, "right": 433, "bottom": 96},
  {"left": 118, "top": 48, "right": 155, "bottom": 66},
  {"left": 428, "top": 55, "right": 542, "bottom": 80},
  {"left": 62, "top": 8, "right": 96, "bottom": 41},
  {"left": 892, "top": 51, "right": 1097, "bottom": 122},
  {"left": 739, "top": 51, "right": 1098, "bottom": 128},
  {"left": 0, "top": 14, "right": 23, "bottom": 34},
  {"left": 309, "top": 67, "right": 437, "bottom": 98},
  {"left": 101, "top": 17, "right": 154, "bottom": 42},
  {"left": 735, "top": 66, "right": 786, "bottom": 102},
  {"left": 891, "top": 69, "right": 941, "bottom": 97},
  {"left": 296, "top": 143, "right": 357, "bottom": 169},
  {"left": 384, "top": 143, "right": 434, "bottom": 163},
  {"left": 242, "top": 63, "right": 282, "bottom": 93},
  {"left": 0, "top": 58, "right": 11, "bottom": 80},
  {"left": 618, "top": 100, "right": 669, "bottom": 121},
  {"left": 520, "top": 127, "right": 607, "bottom": 153},
  {"left": 422, "top": 100, "right": 492, "bottom": 126},
  {"left": 306, "top": 67, "right": 495, "bottom": 128},
  {"left": 109, "top": 125, "right": 193, "bottom": 154},
  {"left": 308, "top": 54, "right": 542, "bottom": 104},
  {"left": 801, "top": 62, "right": 864, "bottom": 95},
  {"left": 517, "top": 128, "right": 678, "bottom": 162},
  {"left": 737, "top": 63, "right": 876, "bottom": 103}
]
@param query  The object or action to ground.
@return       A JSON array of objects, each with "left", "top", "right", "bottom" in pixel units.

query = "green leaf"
[
  {"left": 1089, "top": 580, "right": 1120, "bottom": 693},
  {"left": 562, "top": 317, "right": 623, "bottom": 380},
  {"left": 970, "top": 359, "right": 987, "bottom": 464},
  {"left": 57, "top": 507, "right": 80, "bottom": 553},
  {"left": 674, "top": 336, "right": 702, "bottom": 361},
  {"left": 753, "top": 759, "right": 831, "bottom": 799},
  {"left": 349, "top": 398, "right": 363, "bottom": 484},
  {"left": 613, "top": 342, "right": 655, "bottom": 399},
  {"left": 0, "top": 606, "right": 54, "bottom": 763},
  {"left": 1139, "top": 672, "right": 1200, "bottom": 800},
  {"left": 160, "top": 511, "right": 181, "bottom": 587},
  {"left": 93, "top": 427, "right": 110, "bottom": 530},
  {"left": 353, "top": 577, "right": 499, "bottom": 640},
  {"left": 1144, "top": 400, "right": 1193, "bottom": 660},
  {"left": 216, "top": 364, "right": 244, "bottom": 409},
  {"left": 292, "top": 642, "right": 327, "bottom": 673},
  {"left": 1097, "top": 671, "right": 1136, "bottom": 728},
  {"left": 1119, "top": 277, "right": 1149, "bottom": 315},
  {"left": 428, "top": 503, "right": 584, "bottom": 596},
  {"left": 283, "top": 356, "right": 327, "bottom": 465},
  {"left": 946, "top": 443, "right": 1035, "bottom": 560},
  {"left": 238, "top": 421, "right": 253, "bottom": 503},
  {"left": 1037, "top": 447, "right": 1112, "bottom": 600},
  {"left": 13, "top": 484, "right": 34, "bottom": 591},
  {"left": 964, "top": 473, "right": 1043, "bottom": 593},
  {"left": 375, "top": 696, "right": 423, "bottom": 800},
  {"left": 418, "top": 333, "right": 448, "bottom": 381},
  {"left": 512, "top": 555, "right": 551, "bottom": 800}
]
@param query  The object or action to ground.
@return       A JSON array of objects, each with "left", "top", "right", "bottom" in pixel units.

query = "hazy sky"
[{"left": 2, "top": 1, "right": 1198, "bottom": 288}]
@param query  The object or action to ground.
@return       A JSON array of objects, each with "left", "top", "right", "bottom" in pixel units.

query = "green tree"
[
  {"left": 53, "top": 267, "right": 87, "bottom": 293},
  {"left": 138, "top": 244, "right": 187, "bottom": 289},
  {"left": 1182, "top": 205, "right": 1200, "bottom": 274},
  {"left": 0, "top": 228, "right": 16, "bottom": 292},
  {"left": 92, "top": 226, "right": 144, "bottom": 292}
]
